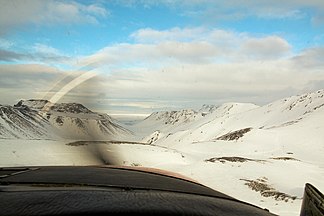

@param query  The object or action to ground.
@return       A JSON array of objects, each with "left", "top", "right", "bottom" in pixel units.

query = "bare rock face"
[{"left": 215, "top": 127, "right": 252, "bottom": 141}]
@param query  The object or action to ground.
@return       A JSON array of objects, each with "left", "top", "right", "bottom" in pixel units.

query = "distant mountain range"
[
  {"left": 1, "top": 90, "right": 323, "bottom": 216},
  {"left": 133, "top": 89, "right": 324, "bottom": 152},
  {"left": 0, "top": 99, "right": 130, "bottom": 140},
  {"left": 1, "top": 89, "right": 324, "bottom": 144}
]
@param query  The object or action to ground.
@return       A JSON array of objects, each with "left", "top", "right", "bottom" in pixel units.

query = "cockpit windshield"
[{"left": 1, "top": 1, "right": 324, "bottom": 215}]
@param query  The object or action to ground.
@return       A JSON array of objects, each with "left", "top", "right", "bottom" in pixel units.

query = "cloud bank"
[
  {"left": 0, "top": 0, "right": 108, "bottom": 35},
  {"left": 0, "top": 0, "right": 323, "bottom": 114},
  {"left": 72, "top": 27, "right": 323, "bottom": 113}
]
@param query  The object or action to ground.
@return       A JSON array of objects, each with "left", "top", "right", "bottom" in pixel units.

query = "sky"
[{"left": 0, "top": 0, "right": 324, "bottom": 115}]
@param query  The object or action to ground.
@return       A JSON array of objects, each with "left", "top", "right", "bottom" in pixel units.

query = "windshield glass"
[{"left": 0, "top": 1, "right": 324, "bottom": 216}]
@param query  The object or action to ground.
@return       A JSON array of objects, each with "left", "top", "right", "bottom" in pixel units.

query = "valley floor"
[{"left": 1, "top": 137, "right": 323, "bottom": 216}]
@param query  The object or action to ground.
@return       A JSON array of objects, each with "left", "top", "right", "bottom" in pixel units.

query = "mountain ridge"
[
  {"left": 136, "top": 89, "right": 324, "bottom": 145},
  {"left": 0, "top": 99, "right": 130, "bottom": 140}
]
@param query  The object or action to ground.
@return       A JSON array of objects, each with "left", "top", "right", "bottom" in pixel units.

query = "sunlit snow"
[{"left": 1, "top": 90, "right": 324, "bottom": 216}]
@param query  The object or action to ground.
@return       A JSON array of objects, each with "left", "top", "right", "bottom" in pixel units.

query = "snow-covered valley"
[{"left": 1, "top": 90, "right": 324, "bottom": 216}]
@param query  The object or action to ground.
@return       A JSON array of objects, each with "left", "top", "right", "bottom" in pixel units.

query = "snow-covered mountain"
[
  {"left": 0, "top": 99, "right": 130, "bottom": 140},
  {"left": 121, "top": 89, "right": 324, "bottom": 216},
  {"left": 138, "top": 90, "right": 324, "bottom": 146},
  {"left": 132, "top": 102, "right": 259, "bottom": 144},
  {"left": 199, "top": 104, "right": 219, "bottom": 114},
  {"left": 16, "top": 99, "right": 93, "bottom": 114},
  {"left": 1, "top": 90, "right": 324, "bottom": 216},
  {"left": 143, "top": 109, "right": 201, "bottom": 125}
]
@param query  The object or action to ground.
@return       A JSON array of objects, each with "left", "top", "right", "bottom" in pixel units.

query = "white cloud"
[
  {"left": 74, "top": 27, "right": 324, "bottom": 113},
  {"left": 80, "top": 28, "right": 292, "bottom": 68},
  {"left": 131, "top": 27, "right": 207, "bottom": 43},
  {"left": 130, "top": 0, "right": 324, "bottom": 25},
  {"left": 0, "top": 64, "right": 60, "bottom": 74},
  {"left": 79, "top": 40, "right": 219, "bottom": 67},
  {"left": 0, "top": 64, "right": 101, "bottom": 106},
  {"left": 31, "top": 43, "right": 71, "bottom": 63},
  {"left": 0, "top": 49, "right": 28, "bottom": 61},
  {"left": 0, "top": 43, "right": 71, "bottom": 63},
  {"left": 240, "top": 36, "right": 291, "bottom": 59},
  {"left": 33, "top": 43, "right": 61, "bottom": 56},
  {"left": 0, "top": 0, "right": 109, "bottom": 35},
  {"left": 107, "top": 100, "right": 169, "bottom": 109},
  {"left": 85, "top": 4, "right": 108, "bottom": 17},
  {"left": 98, "top": 57, "right": 323, "bottom": 109},
  {"left": 0, "top": 38, "right": 14, "bottom": 49},
  {"left": 0, "top": 64, "right": 62, "bottom": 104},
  {"left": 1, "top": 27, "right": 323, "bottom": 114},
  {"left": 290, "top": 47, "right": 324, "bottom": 69}
]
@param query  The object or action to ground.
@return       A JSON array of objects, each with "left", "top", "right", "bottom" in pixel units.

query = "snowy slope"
[
  {"left": 1, "top": 90, "right": 324, "bottom": 216},
  {"left": 0, "top": 99, "right": 130, "bottom": 140},
  {"left": 124, "top": 89, "right": 324, "bottom": 216},
  {"left": 148, "top": 90, "right": 324, "bottom": 148},
  {"left": 139, "top": 109, "right": 203, "bottom": 131},
  {"left": 134, "top": 102, "right": 259, "bottom": 144},
  {"left": 0, "top": 104, "right": 55, "bottom": 139}
]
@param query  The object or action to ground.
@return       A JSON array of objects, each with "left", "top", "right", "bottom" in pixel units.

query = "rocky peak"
[
  {"left": 14, "top": 99, "right": 93, "bottom": 114},
  {"left": 51, "top": 103, "right": 93, "bottom": 114},
  {"left": 199, "top": 104, "right": 219, "bottom": 114},
  {"left": 147, "top": 109, "right": 199, "bottom": 125},
  {"left": 14, "top": 99, "right": 51, "bottom": 110}
]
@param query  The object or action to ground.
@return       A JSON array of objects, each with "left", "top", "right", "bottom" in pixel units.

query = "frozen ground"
[
  {"left": 1, "top": 90, "right": 324, "bottom": 216},
  {"left": 1, "top": 137, "right": 322, "bottom": 216}
]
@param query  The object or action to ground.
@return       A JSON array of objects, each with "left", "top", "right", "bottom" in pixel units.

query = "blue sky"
[{"left": 1, "top": 0, "right": 324, "bottom": 115}]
